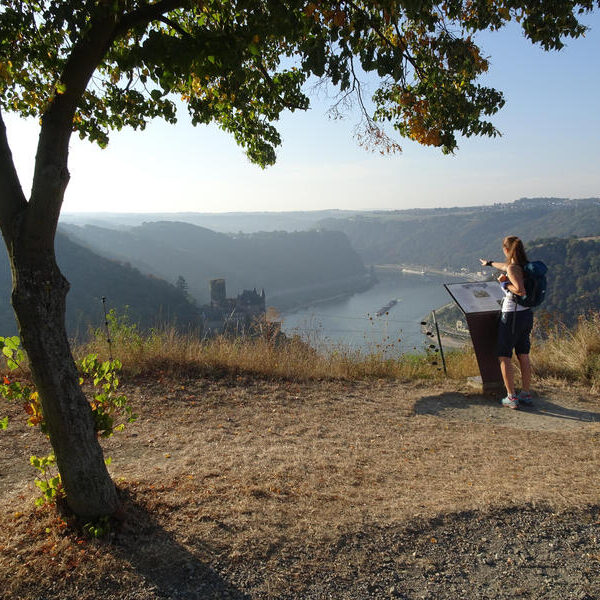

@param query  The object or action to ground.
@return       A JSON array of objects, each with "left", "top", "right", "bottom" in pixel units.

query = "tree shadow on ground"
[
  {"left": 414, "top": 392, "right": 600, "bottom": 424},
  {"left": 105, "top": 489, "right": 251, "bottom": 600}
]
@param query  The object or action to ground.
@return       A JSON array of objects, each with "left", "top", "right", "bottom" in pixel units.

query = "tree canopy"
[{"left": 2, "top": 0, "right": 595, "bottom": 170}]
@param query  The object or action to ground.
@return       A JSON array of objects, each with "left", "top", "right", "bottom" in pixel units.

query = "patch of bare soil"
[{"left": 1, "top": 376, "right": 599, "bottom": 599}]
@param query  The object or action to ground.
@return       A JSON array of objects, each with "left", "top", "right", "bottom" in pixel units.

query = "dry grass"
[
  {"left": 75, "top": 319, "right": 479, "bottom": 383},
  {"left": 1, "top": 314, "right": 600, "bottom": 597},
  {"left": 533, "top": 313, "right": 600, "bottom": 390},
  {"left": 75, "top": 312, "right": 600, "bottom": 388},
  {"left": 1, "top": 376, "right": 599, "bottom": 598},
  {"left": 7, "top": 312, "right": 598, "bottom": 388}
]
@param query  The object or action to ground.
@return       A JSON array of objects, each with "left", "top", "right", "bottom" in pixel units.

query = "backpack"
[{"left": 515, "top": 261, "right": 547, "bottom": 308}]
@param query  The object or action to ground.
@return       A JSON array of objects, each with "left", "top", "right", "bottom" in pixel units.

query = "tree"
[{"left": 0, "top": 0, "right": 595, "bottom": 518}]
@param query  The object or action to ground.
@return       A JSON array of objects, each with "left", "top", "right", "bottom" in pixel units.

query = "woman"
[{"left": 480, "top": 236, "right": 533, "bottom": 409}]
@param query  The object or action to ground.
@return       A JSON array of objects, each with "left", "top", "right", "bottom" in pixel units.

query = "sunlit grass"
[
  {"left": 5, "top": 311, "right": 599, "bottom": 388},
  {"left": 74, "top": 310, "right": 481, "bottom": 382},
  {"left": 533, "top": 312, "right": 600, "bottom": 391}
]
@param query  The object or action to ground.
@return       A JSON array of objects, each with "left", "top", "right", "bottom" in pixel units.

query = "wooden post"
[{"left": 431, "top": 310, "right": 447, "bottom": 377}]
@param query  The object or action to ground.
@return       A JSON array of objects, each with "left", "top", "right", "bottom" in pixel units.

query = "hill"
[
  {"left": 0, "top": 233, "right": 199, "bottom": 337},
  {"left": 1, "top": 308, "right": 600, "bottom": 599},
  {"left": 60, "top": 209, "right": 361, "bottom": 234},
  {"left": 60, "top": 221, "right": 370, "bottom": 309},
  {"left": 317, "top": 198, "right": 600, "bottom": 272}
]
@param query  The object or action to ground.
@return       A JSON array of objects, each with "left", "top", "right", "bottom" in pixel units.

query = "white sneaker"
[{"left": 501, "top": 395, "right": 519, "bottom": 409}]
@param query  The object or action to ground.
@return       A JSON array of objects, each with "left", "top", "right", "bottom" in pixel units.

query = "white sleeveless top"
[
  {"left": 501, "top": 288, "right": 529, "bottom": 313},
  {"left": 501, "top": 264, "right": 530, "bottom": 313}
]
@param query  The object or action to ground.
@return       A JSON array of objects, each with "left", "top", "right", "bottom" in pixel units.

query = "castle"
[{"left": 200, "top": 278, "right": 266, "bottom": 335}]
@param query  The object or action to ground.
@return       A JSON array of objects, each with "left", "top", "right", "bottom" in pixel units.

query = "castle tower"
[{"left": 209, "top": 278, "right": 226, "bottom": 307}]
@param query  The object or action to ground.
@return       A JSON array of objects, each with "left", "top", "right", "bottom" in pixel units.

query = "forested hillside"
[
  {"left": 318, "top": 198, "right": 600, "bottom": 272},
  {"left": 530, "top": 237, "right": 600, "bottom": 326},
  {"left": 61, "top": 222, "right": 369, "bottom": 308},
  {"left": 0, "top": 233, "right": 198, "bottom": 337}
]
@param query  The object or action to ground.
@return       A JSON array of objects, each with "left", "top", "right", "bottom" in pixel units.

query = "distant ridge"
[
  {"left": 60, "top": 209, "right": 361, "bottom": 234},
  {"left": 315, "top": 197, "right": 600, "bottom": 272},
  {"left": 59, "top": 197, "right": 600, "bottom": 233},
  {"left": 60, "top": 221, "right": 369, "bottom": 310}
]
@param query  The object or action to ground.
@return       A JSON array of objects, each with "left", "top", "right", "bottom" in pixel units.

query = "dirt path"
[
  {"left": 2, "top": 376, "right": 599, "bottom": 512},
  {"left": 1, "top": 376, "right": 599, "bottom": 599},
  {"left": 415, "top": 383, "right": 600, "bottom": 431}
]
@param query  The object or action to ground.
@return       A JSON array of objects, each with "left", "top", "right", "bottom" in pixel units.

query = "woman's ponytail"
[{"left": 502, "top": 235, "right": 528, "bottom": 265}]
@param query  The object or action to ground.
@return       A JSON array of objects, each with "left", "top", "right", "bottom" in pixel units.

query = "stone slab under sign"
[{"left": 467, "top": 376, "right": 504, "bottom": 395}]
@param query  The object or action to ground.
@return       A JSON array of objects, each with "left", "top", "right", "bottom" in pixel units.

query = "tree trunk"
[
  {"left": 10, "top": 239, "right": 120, "bottom": 519},
  {"left": 0, "top": 6, "right": 142, "bottom": 520}
]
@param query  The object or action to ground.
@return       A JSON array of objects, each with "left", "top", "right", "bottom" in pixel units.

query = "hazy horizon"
[
  {"left": 6, "top": 13, "right": 599, "bottom": 215},
  {"left": 59, "top": 196, "right": 599, "bottom": 216}
]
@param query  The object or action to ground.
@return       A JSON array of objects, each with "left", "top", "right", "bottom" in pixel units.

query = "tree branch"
[
  {"left": 116, "top": 0, "right": 186, "bottom": 36},
  {"left": 157, "top": 15, "right": 191, "bottom": 39},
  {"left": 28, "top": 11, "right": 122, "bottom": 246},
  {"left": 0, "top": 108, "right": 28, "bottom": 248},
  {"left": 27, "top": 1, "right": 187, "bottom": 247}
]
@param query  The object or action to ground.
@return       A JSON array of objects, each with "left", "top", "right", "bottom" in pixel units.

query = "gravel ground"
[
  {"left": 254, "top": 505, "right": 600, "bottom": 600},
  {"left": 68, "top": 504, "right": 599, "bottom": 600},
  {"left": 21, "top": 504, "right": 598, "bottom": 600}
]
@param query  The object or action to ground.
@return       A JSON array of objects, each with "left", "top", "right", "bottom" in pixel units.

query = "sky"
[{"left": 4, "top": 11, "right": 600, "bottom": 214}]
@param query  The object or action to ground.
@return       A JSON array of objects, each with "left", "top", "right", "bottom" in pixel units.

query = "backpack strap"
[{"left": 510, "top": 263, "right": 524, "bottom": 332}]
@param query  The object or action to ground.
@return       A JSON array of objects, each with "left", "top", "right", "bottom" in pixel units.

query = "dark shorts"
[{"left": 497, "top": 309, "right": 533, "bottom": 358}]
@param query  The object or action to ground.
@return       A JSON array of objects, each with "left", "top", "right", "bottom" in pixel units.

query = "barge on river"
[{"left": 376, "top": 299, "right": 400, "bottom": 317}]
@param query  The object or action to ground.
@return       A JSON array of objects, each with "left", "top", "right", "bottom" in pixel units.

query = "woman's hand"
[
  {"left": 479, "top": 258, "right": 487, "bottom": 266},
  {"left": 498, "top": 273, "right": 508, "bottom": 283}
]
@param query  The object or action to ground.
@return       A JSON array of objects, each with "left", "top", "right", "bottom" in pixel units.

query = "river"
[{"left": 281, "top": 271, "right": 462, "bottom": 355}]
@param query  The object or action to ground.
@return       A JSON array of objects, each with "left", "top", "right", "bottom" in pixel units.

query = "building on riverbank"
[
  {"left": 200, "top": 279, "right": 266, "bottom": 335},
  {"left": 375, "top": 264, "right": 487, "bottom": 281}
]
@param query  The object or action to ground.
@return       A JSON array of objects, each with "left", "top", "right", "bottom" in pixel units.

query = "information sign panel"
[
  {"left": 444, "top": 281, "right": 504, "bottom": 315},
  {"left": 444, "top": 281, "right": 504, "bottom": 393}
]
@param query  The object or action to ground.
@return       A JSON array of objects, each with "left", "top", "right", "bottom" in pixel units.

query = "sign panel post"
[{"left": 444, "top": 281, "right": 504, "bottom": 393}]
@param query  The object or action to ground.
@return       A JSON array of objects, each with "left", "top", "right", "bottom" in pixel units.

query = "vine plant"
[{"left": 0, "top": 335, "right": 137, "bottom": 509}]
